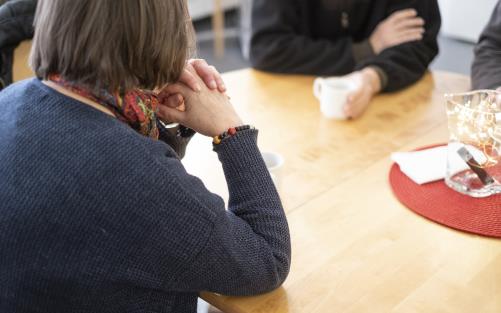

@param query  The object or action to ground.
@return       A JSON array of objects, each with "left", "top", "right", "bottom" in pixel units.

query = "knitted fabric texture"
[{"left": 0, "top": 79, "right": 291, "bottom": 313}]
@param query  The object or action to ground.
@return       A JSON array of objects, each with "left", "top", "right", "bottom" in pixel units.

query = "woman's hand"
[
  {"left": 157, "top": 68, "right": 243, "bottom": 137},
  {"left": 182, "top": 59, "right": 227, "bottom": 93},
  {"left": 157, "top": 59, "right": 226, "bottom": 111},
  {"left": 342, "top": 68, "right": 382, "bottom": 119},
  {"left": 369, "top": 9, "right": 425, "bottom": 54}
]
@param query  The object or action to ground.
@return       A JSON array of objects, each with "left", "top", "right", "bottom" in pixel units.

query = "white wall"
[{"left": 438, "top": 0, "right": 498, "bottom": 42}]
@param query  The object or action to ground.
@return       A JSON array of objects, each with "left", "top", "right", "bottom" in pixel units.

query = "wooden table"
[
  {"left": 12, "top": 42, "right": 500, "bottom": 311},
  {"left": 212, "top": 0, "right": 225, "bottom": 58},
  {"left": 13, "top": 41, "right": 33, "bottom": 82},
  {"left": 182, "top": 69, "right": 501, "bottom": 313}
]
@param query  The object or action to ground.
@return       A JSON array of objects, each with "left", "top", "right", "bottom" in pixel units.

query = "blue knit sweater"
[{"left": 0, "top": 79, "right": 291, "bottom": 313}]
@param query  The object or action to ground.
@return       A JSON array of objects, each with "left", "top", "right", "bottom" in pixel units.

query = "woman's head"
[{"left": 31, "top": 0, "right": 194, "bottom": 91}]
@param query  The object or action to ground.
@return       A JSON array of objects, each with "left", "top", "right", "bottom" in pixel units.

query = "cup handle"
[{"left": 313, "top": 78, "right": 323, "bottom": 100}]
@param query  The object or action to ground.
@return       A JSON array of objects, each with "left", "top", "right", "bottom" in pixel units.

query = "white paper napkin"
[{"left": 391, "top": 146, "right": 469, "bottom": 185}]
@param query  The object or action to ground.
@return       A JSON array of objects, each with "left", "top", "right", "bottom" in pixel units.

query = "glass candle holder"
[{"left": 445, "top": 90, "right": 501, "bottom": 198}]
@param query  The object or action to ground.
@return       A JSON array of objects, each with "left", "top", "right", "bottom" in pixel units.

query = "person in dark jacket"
[
  {"left": 0, "top": 1, "right": 291, "bottom": 312},
  {"left": 0, "top": 0, "right": 37, "bottom": 89},
  {"left": 472, "top": 1, "right": 501, "bottom": 90},
  {"left": 246, "top": 0, "right": 441, "bottom": 119}
]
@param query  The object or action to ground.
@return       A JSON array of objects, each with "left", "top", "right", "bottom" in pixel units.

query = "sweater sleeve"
[
  {"left": 472, "top": 1, "right": 501, "bottom": 90},
  {"left": 157, "top": 129, "right": 291, "bottom": 296},
  {"left": 248, "top": 0, "right": 356, "bottom": 76},
  {"left": 355, "top": 0, "right": 441, "bottom": 92}
]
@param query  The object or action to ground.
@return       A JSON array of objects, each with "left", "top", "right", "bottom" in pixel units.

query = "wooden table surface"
[
  {"left": 181, "top": 69, "right": 501, "bottom": 313},
  {"left": 13, "top": 41, "right": 33, "bottom": 82}
]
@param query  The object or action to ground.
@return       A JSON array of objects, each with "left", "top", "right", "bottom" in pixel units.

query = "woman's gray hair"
[{"left": 30, "top": 0, "right": 194, "bottom": 91}]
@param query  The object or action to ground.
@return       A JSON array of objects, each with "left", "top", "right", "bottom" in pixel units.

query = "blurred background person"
[
  {"left": 472, "top": 0, "right": 501, "bottom": 90},
  {"left": 245, "top": 0, "right": 441, "bottom": 118}
]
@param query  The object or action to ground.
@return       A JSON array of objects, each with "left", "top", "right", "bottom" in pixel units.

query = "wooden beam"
[{"left": 212, "top": 0, "right": 225, "bottom": 58}]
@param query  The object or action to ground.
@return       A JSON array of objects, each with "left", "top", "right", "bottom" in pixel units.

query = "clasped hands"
[{"left": 156, "top": 59, "right": 242, "bottom": 138}]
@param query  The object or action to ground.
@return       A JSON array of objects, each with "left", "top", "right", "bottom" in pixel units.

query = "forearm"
[
  {"left": 353, "top": 39, "right": 376, "bottom": 64},
  {"left": 216, "top": 129, "right": 290, "bottom": 294},
  {"left": 357, "top": 0, "right": 440, "bottom": 92},
  {"left": 250, "top": 33, "right": 356, "bottom": 76},
  {"left": 182, "top": 209, "right": 291, "bottom": 296},
  {"left": 215, "top": 129, "right": 284, "bottom": 215},
  {"left": 174, "top": 130, "right": 291, "bottom": 295}
]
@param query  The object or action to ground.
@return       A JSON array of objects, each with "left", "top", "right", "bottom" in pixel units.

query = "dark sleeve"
[
  {"left": 356, "top": 0, "right": 441, "bottom": 92},
  {"left": 156, "top": 122, "right": 195, "bottom": 159},
  {"left": 159, "top": 130, "right": 291, "bottom": 296},
  {"left": 0, "top": 0, "right": 36, "bottom": 49},
  {"left": 472, "top": 1, "right": 501, "bottom": 90},
  {"left": 248, "top": 0, "right": 357, "bottom": 75}
]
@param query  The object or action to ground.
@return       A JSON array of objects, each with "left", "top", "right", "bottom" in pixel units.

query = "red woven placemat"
[{"left": 389, "top": 144, "right": 501, "bottom": 238}]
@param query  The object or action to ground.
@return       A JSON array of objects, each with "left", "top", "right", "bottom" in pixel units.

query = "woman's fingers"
[
  {"left": 394, "top": 29, "right": 425, "bottom": 44},
  {"left": 161, "top": 94, "right": 183, "bottom": 108},
  {"left": 394, "top": 17, "right": 425, "bottom": 30},
  {"left": 189, "top": 59, "right": 216, "bottom": 89},
  {"left": 159, "top": 83, "right": 190, "bottom": 96},
  {"left": 163, "top": 94, "right": 186, "bottom": 111},
  {"left": 189, "top": 59, "right": 226, "bottom": 92},
  {"left": 157, "top": 104, "right": 186, "bottom": 124},
  {"left": 173, "top": 59, "right": 227, "bottom": 94},
  {"left": 210, "top": 66, "right": 226, "bottom": 93},
  {"left": 389, "top": 9, "right": 418, "bottom": 23},
  {"left": 157, "top": 84, "right": 191, "bottom": 112},
  {"left": 177, "top": 68, "right": 202, "bottom": 92}
]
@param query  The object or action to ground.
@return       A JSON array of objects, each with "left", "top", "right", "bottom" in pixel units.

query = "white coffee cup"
[
  {"left": 262, "top": 152, "right": 285, "bottom": 192},
  {"left": 313, "top": 77, "right": 356, "bottom": 119}
]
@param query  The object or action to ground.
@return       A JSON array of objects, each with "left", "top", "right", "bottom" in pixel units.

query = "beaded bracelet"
[{"left": 213, "top": 125, "right": 254, "bottom": 145}]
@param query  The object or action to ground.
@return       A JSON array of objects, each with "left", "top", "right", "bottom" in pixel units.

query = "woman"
[{"left": 0, "top": 1, "right": 291, "bottom": 312}]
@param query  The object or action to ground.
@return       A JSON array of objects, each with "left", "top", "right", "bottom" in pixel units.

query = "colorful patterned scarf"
[{"left": 49, "top": 75, "right": 160, "bottom": 139}]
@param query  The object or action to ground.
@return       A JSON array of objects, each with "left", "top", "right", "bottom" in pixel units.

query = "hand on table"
[
  {"left": 157, "top": 59, "right": 226, "bottom": 112},
  {"left": 342, "top": 68, "right": 382, "bottom": 119},
  {"left": 370, "top": 9, "right": 425, "bottom": 54},
  {"left": 157, "top": 67, "right": 243, "bottom": 138}
]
